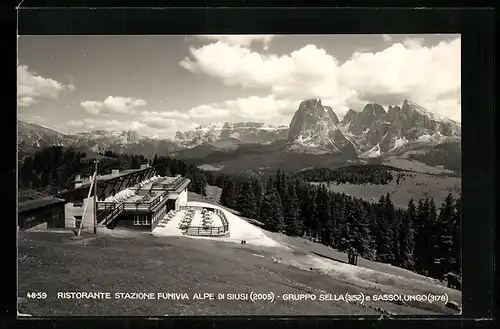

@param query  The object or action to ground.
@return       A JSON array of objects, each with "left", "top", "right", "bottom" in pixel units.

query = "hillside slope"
[{"left": 18, "top": 228, "right": 460, "bottom": 316}]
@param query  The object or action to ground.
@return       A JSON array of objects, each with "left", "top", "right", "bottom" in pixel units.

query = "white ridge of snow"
[
  {"left": 363, "top": 143, "right": 381, "bottom": 158},
  {"left": 406, "top": 100, "right": 460, "bottom": 125},
  {"left": 325, "top": 136, "right": 341, "bottom": 152},
  {"left": 417, "top": 134, "right": 432, "bottom": 142},
  {"left": 390, "top": 137, "right": 408, "bottom": 152}
]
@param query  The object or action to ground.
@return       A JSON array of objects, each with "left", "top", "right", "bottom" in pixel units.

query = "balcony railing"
[
  {"left": 153, "top": 177, "right": 186, "bottom": 192},
  {"left": 97, "top": 191, "right": 168, "bottom": 213},
  {"left": 98, "top": 202, "right": 124, "bottom": 226}
]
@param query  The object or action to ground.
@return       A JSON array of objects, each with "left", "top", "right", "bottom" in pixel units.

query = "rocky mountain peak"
[
  {"left": 347, "top": 103, "right": 387, "bottom": 135},
  {"left": 118, "top": 130, "right": 141, "bottom": 143},
  {"left": 175, "top": 121, "right": 289, "bottom": 148},
  {"left": 342, "top": 109, "right": 358, "bottom": 124},
  {"left": 287, "top": 99, "right": 356, "bottom": 155},
  {"left": 362, "top": 103, "right": 386, "bottom": 119},
  {"left": 288, "top": 99, "right": 340, "bottom": 141}
]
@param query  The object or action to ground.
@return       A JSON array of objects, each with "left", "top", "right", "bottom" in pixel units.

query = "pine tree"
[
  {"left": 130, "top": 156, "right": 141, "bottom": 169},
  {"left": 375, "top": 194, "right": 395, "bottom": 263},
  {"left": 451, "top": 193, "right": 462, "bottom": 274},
  {"left": 398, "top": 199, "right": 416, "bottom": 270},
  {"left": 313, "top": 185, "right": 331, "bottom": 243},
  {"left": 279, "top": 171, "right": 287, "bottom": 203},
  {"left": 351, "top": 200, "right": 372, "bottom": 258},
  {"left": 329, "top": 194, "right": 345, "bottom": 248},
  {"left": 252, "top": 179, "right": 264, "bottom": 219},
  {"left": 198, "top": 172, "right": 207, "bottom": 196},
  {"left": 274, "top": 169, "right": 282, "bottom": 197},
  {"left": 436, "top": 193, "right": 455, "bottom": 277},
  {"left": 338, "top": 202, "right": 354, "bottom": 254},
  {"left": 219, "top": 178, "right": 235, "bottom": 208},
  {"left": 259, "top": 187, "right": 285, "bottom": 233},
  {"left": 427, "top": 198, "right": 440, "bottom": 278},
  {"left": 283, "top": 182, "right": 302, "bottom": 236},
  {"left": 237, "top": 180, "right": 258, "bottom": 219},
  {"left": 297, "top": 182, "right": 315, "bottom": 238},
  {"left": 414, "top": 198, "right": 430, "bottom": 275},
  {"left": 266, "top": 175, "right": 274, "bottom": 190}
]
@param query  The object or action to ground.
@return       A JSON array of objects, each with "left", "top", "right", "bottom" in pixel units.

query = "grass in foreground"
[{"left": 18, "top": 228, "right": 460, "bottom": 317}]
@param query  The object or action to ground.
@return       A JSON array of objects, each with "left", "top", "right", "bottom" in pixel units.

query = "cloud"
[
  {"left": 81, "top": 96, "right": 147, "bottom": 115},
  {"left": 188, "top": 104, "right": 231, "bottom": 119},
  {"left": 194, "top": 35, "right": 275, "bottom": 48},
  {"left": 179, "top": 36, "right": 461, "bottom": 122},
  {"left": 138, "top": 95, "right": 296, "bottom": 133},
  {"left": 181, "top": 95, "right": 295, "bottom": 126},
  {"left": 66, "top": 118, "right": 147, "bottom": 131},
  {"left": 17, "top": 65, "right": 75, "bottom": 107},
  {"left": 402, "top": 37, "right": 424, "bottom": 49},
  {"left": 382, "top": 34, "right": 392, "bottom": 42},
  {"left": 18, "top": 96, "right": 36, "bottom": 107},
  {"left": 142, "top": 110, "right": 190, "bottom": 120},
  {"left": 221, "top": 95, "right": 296, "bottom": 122},
  {"left": 140, "top": 115, "right": 178, "bottom": 130}
]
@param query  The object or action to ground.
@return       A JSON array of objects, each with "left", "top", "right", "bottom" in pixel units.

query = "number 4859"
[{"left": 26, "top": 292, "right": 47, "bottom": 299}]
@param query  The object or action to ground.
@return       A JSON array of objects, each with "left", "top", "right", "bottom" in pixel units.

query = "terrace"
[
  {"left": 153, "top": 205, "right": 229, "bottom": 237},
  {"left": 97, "top": 175, "right": 168, "bottom": 213},
  {"left": 150, "top": 175, "right": 188, "bottom": 192}
]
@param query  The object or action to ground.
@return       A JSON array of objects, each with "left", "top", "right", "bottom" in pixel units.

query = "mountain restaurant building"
[{"left": 58, "top": 165, "right": 190, "bottom": 232}]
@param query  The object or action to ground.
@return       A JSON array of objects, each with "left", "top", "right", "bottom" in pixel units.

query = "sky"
[{"left": 17, "top": 34, "right": 461, "bottom": 139}]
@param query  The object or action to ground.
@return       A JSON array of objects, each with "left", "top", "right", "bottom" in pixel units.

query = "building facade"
[
  {"left": 56, "top": 165, "right": 190, "bottom": 233},
  {"left": 18, "top": 189, "right": 66, "bottom": 230},
  {"left": 97, "top": 176, "right": 190, "bottom": 232}
]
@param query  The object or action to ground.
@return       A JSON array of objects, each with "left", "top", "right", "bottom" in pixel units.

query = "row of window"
[{"left": 133, "top": 215, "right": 150, "bottom": 226}]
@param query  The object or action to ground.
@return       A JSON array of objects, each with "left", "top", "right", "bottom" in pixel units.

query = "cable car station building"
[{"left": 58, "top": 164, "right": 190, "bottom": 232}]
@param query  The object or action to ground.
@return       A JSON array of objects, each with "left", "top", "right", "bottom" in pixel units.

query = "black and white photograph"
[{"left": 17, "top": 34, "right": 462, "bottom": 316}]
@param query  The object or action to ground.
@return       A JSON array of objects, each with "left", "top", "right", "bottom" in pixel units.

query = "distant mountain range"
[
  {"left": 175, "top": 122, "right": 289, "bottom": 148},
  {"left": 17, "top": 121, "right": 181, "bottom": 159},
  {"left": 17, "top": 98, "right": 461, "bottom": 172},
  {"left": 173, "top": 98, "right": 460, "bottom": 157},
  {"left": 286, "top": 99, "right": 461, "bottom": 157}
]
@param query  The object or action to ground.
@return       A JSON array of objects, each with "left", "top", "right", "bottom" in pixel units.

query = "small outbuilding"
[{"left": 18, "top": 189, "right": 66, "bottom": 230}]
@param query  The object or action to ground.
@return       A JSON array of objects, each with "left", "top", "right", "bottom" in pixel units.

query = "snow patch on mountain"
[
  {"left": 363, "top": 143, "right": 381, "bottom": 158},
  {"left": 391, "top": 137, "right": 409, "bottom": 151},
  {"left": 175, "top": 122, "right": 289, "bottom": 148}
]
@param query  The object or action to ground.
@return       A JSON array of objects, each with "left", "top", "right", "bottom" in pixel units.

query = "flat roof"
[
  {"left": 79, "top": 168, "right": 144, "bottom": 187},
  {"left": 170, "top": 178, "right": 191, "bottom": 193}
]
